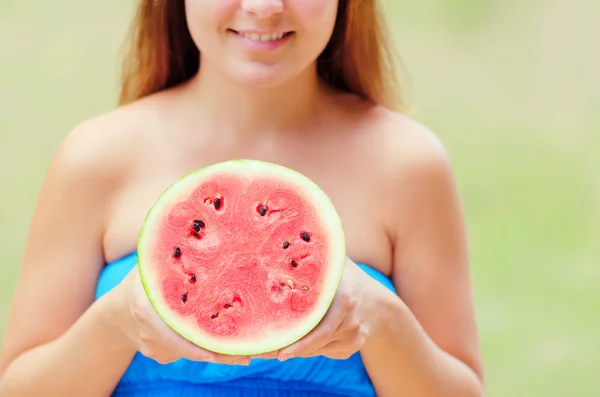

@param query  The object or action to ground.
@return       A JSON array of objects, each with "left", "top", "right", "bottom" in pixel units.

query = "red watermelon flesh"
[{"left": 137, "top": 160, "right": 346, "bottom": 356}]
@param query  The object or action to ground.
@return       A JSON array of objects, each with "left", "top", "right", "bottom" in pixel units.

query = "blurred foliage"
[{"left": 1, "top": 0, "right": 597, "bottom": 396}]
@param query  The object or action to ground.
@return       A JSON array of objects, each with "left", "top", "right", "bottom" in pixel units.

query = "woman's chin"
[{"left": 223, "top": 62, "right": 298, "bottom": 89}]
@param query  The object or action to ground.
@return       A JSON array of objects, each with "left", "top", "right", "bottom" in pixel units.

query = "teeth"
[{"left": 241, "top": 32, "right": 285, "bottom": 42}]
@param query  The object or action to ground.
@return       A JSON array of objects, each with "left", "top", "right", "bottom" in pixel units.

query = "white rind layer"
[{"left": 137, "top": 159, "right": 346, "bottom": 356}]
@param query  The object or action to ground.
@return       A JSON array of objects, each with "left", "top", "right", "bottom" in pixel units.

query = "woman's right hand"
[{"left": 114, "top": 265, "right": 251, "bottom": 366}]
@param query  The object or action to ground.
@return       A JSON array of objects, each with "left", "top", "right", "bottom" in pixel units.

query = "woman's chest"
[{"left": 102, "top": 139, "right": 394, "bottom": 275}]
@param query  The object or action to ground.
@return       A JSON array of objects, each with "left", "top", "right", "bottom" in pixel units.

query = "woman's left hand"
[{"left": 254, "top": 257, "right": 382, "bottom": 361}]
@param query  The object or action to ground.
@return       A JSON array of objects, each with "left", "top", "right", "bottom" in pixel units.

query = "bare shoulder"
[
  {"left": 335, "top": 98, "right": 461, "bottom": 238},
  {"left": 331, "top": 94, "right": 451, "bottom": 171},
  {"left": 339, "top": 98, "right": 456, "bottom": 191},
  {"left": 376, "top": 106, "right": 459, "bottom": 223},
  {"left": 52, "top": 91, "right": 175, "bottom": 190},
  {"left": 366, "top": 105, "right": 452, "bottom": 180},
  {"left": 55, "top": 102, "right": 148, "bottom": 177}
]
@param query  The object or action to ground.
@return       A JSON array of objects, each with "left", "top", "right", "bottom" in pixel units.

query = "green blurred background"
[{"left": 1, "top": 0, "right": 597, "bottom": 395}]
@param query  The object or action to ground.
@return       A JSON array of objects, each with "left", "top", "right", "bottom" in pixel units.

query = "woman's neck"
[{"left": 185, "top": 59, "right": 331, "bottom": 137}]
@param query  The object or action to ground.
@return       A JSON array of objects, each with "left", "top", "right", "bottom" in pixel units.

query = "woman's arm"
[
  {"left": 0, "top": 122, "right": 135, "bottom": 396},
  {"left": 0, "top": 290, "right": 137, "bottom": 396},
  {"left": 0, "top": 119, "right": 253, "bottom": 396},
  {"left": 272, "top": 123, "right": 484, "bottom": 396},
  {"left": 361, "top": 125, "right": 484, "bottom": 396},
  {"left": 360, "top": 283, "right": 484, "bottom": 397}
]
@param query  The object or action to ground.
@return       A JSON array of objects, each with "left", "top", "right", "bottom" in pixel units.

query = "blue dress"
[{"left": 95, "top": 251, "right": 397, "bottom": 396}]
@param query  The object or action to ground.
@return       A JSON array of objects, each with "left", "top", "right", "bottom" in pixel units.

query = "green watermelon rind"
[{"left": 137, "top": 159, "right": 346, "bottom": 356}]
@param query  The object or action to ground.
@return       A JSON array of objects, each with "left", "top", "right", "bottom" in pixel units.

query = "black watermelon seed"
[
  {"left": 214, "top": 197, "right": 222, "bottom": 210},
  {"left": 290, "top": 259, "right": 298, "bottom": 268},
  {"left": 211, "top": 313, "right": 219, "bottom": 319},
  {"left": 283, "top": 241, "right": 290, "bottom": 249},
  {"left": 259, "top": 204, "right": 267, "bottom": 216},
  {"left": 300, "top": 232, "right": 310, "bottom": 242},
  {"left": 181, "top": 293, "right": 188, "bottom": 303},
  {"left": 173, "top": 247, "right": 181, "bottom": 258},
  {"left": 192, "top": 219, "right": 205, "bottom": 233},
  {"left": 190, "top": 274, "right": 196, "bottom": 282},
  {"left": 224, "top": 303, "right": 232, "bottom": 308}
]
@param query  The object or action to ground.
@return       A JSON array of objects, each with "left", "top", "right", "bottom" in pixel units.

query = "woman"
[{"left": 0, "top": 1, "right": 484, "bottom": 396}]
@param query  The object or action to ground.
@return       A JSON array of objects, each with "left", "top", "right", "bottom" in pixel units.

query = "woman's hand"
[
  {"left": 115, "top": 265, "right": 251, "bottom": 366},
  {"left": 255, "top": 257, "right": 385, "bottom": 361}
]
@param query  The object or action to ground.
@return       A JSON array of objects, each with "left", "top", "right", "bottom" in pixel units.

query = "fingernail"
[
  {"left": 235, "top": 357, "right": 250, "bottom": 366},
  {"left": 278, "top": 354, "right": 291, "bottom": 362}
]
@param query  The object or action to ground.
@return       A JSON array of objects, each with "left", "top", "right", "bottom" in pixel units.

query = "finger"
[
  {"left": 277, "top": 293, "right": 349, "bottom": 360},
  {"left": 156, "top": 321, "right": 250, "bottom": 365},
  {"left": 163, "top": 329, "right": 250, "bottom": 365},
  {"left": 298, "top": 332, "right": 366, "bottom": 360},
  {"left": 250, "top": 350, "right": 280, "bottom": 360},
  {"left": 136, "top": 280, "right": 250, "bottom": 365}
]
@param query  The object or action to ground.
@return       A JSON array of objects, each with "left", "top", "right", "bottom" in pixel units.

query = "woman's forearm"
[
  {"left": 0, "top": 289, "right": 137, "bottom": 397},
  {"left": 360, "top": 289, "right": 484, "bottom": 397}
]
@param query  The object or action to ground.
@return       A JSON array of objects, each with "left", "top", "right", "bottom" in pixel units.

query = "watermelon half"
[{"left": 137, "top": 159, "right": 346, "bottom": 356}]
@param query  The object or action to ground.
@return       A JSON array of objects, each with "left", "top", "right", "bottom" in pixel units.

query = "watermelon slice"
[{"left": 137, "top": 159, "right": 346, "bottom": 356}]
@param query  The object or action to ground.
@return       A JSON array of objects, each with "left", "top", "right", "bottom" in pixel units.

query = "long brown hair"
[{"left": 118, "top": 1, "right": 408, "bottom": 112}]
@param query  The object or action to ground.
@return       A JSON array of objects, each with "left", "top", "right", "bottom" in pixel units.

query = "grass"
[{"left": 1, "top": 1, "right": 597, "bottom": 396}]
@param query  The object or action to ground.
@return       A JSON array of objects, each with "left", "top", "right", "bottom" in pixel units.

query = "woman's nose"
[{"left": 241, "top": 0, "right": 284, "bottom": 18}]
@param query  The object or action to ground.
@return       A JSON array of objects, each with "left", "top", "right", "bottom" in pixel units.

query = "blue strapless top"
[{"left": 95, "top": 252, "right": 396, "bottom": 396}]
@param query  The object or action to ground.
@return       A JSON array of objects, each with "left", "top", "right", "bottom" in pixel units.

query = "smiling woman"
[
  {"left": 0, "top": 0, "right": 484, "bottom": 396},
  {"left": 119, "top": 0, "right": 403, "bottom": 110}
]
